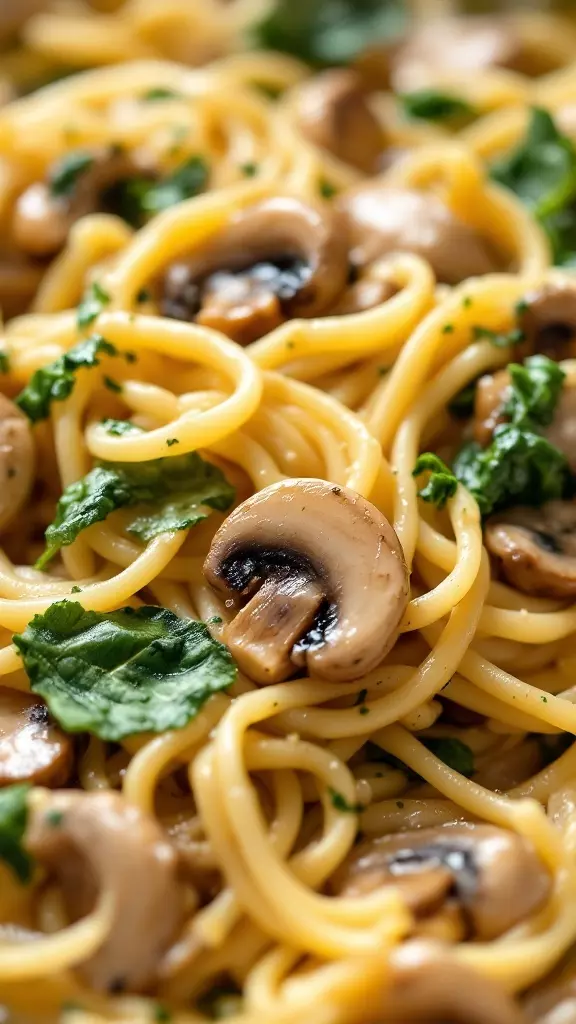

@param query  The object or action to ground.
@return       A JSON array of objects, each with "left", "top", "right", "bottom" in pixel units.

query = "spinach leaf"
[
  {"left": 413, "top": 453, "right": 458, "bottom": 509},
  {"left": 77, "top": 281, "right": 110, "bottom": 329},
  {"left": 0, "top": 784, "right": 32, "bottom": 884},
  {"left": 453, "top": 426, "right": 571, "bottom": 516},
  {"left": 491, "top": 108, "right": 576, "bottom": 266},
  {"left": 453, "top": 354, "right": 571, "bottom": 515},
  {"left": 423, "top": 737, "right": 474, "bottom": 777},
  {"left": 49, "top": 151, "right": 94, "bottom": 197},
  {"left": 102, "top": 156, "right": 209, "bottom": 226},
  {"left": 13, "top": 602, "right": 236, "bottom": 741},
  {"left": 504, "top": 355, "right": 566, "bottom": 431},
  {"left": 16, "top": 335, "right": 118, "bottom": 423},
  {"left": 400, "top": 89, "right": 475, "bottom": 122},
  {"left": 37, "top": 451, "right": 234, "bottom": 568},
  {"left": 252, "top": 0, "right": 406, "bottom": 67}
]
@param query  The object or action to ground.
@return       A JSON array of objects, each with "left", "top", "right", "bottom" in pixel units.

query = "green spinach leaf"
[
  {"left": 0, "top": 784, "right": 32, "bottom": 884},
  {"left": 491, "top": 108, "right": 576, "bottom": 266},
  {"left": 252, "top": 0, "right": 406, "bottom": 66},
  {"left": 37, "top": 451, "right": 234, "bottom": 568},
  {"left": 102, "top": 156, "right": 209, "bottom": 226},
  {"left": 14, "top": 602, "right": 236, "bottom": 741},
  {"left": 400, "top": 89, "right": 475, "bottom": 122},
  {"left": 49, "top": 151, "right": 94, "bottom": 197},
  {"left": 423, "top": 737, "right": 474, "bottom": 777},
  {"left": 16, "top": 335, "right": 118, "bottom": 423},
  {"left": 504, "top": 355, "right": 566, "bottom": 431}
]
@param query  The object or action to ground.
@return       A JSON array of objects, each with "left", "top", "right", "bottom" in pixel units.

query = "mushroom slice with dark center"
[
  {"left": 26, "top": 790, "right": 184, "bottom": 993},
  {"left": 0, "top": 393, "right": 35, "bottom": 532},
  {"left": 331, "top": 824, "right": 550, "bottom": 941},
  {"left": 485, "top": 501, "right": 576, "bottom": 598},
  {"left": 338, "top": 185, "right": 498, "bottom": 286},
  {"left": 12, "top": 148, "right": 154, "bottom": 258},
  {"left": 159, "top": 196, "right": 349, "bottom": 344},
  {"left": 0, "top": 688, "right": 72, "bottom": 787},
  {"left": 203, "top": 479, "right": 409, "bottom": 684},
  {"left": 370, "top": 941, "right": 529, "bottom": 1023},
  {"left": 518, "top": 283, "right": 576, "bottom": 361},
  {"left": 293, "top": 69, "right": 384, "bottom": 174}
]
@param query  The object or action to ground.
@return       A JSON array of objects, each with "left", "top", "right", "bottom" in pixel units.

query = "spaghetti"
[{"left": 0, "top": 5, "right": 576, "bottom": 1024}]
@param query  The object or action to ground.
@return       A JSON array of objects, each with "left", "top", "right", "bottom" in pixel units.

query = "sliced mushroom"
[
  {"left": 160, "top": 196, "right": 349, "bottom": 344},
  {"left": 390, "top": 16, "right": 529, "bottom": 93},
  {"left": 338, "top": 185, "right": 498, "bottom": 285},
  {"left": 485, "top": 501, "right": 576, "bottom": 598},
  {"left": 524, "top": 974, "right": 576, "bottom": 1024},
  {"left": 473, "top": 369, "right": 510, "bottom": 447},
  {"left": 12, "top": 148, "right": 154, "bottom": 258},
  {"left": 0, "top": 688, "right": 72, "bottom": 787},
  {"left": 293, "top": 69, "right": 384, "bottom": 174},
  {"left": 26, "top": 790, "right": 183, "bottom": 993},
  {"left": 0, "top": 394, "right": 35, "bottom": 532},
  {"left": 331, "top": 824, "right": 550, "bottom": 940},
  {"left": 203, "top": 479, "right": 409, "bottom": 683},
  {"left": 328, "top": 270, "right": 397, "bottom": 316},
  {"left": 518, "top": 283, "right": 576, "bottom": 361},
  {"left": 371, "top": 941, "right": 529, "bottom": 1023}
]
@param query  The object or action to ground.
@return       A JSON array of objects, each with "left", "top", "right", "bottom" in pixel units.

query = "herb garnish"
[
  {"left": 252, "top": 0, "right": 406, "bottom": 66},
  {"left": 328, "top": 787, "right": 363, "bottom": 814},
  {"left": 413, "top": 453, "right": 458, "bottom": 509},
  {"left": 423, "top": 737, "right": 475, "bottom": 777},
  {"left": 0, "top": 784, "right": 32, "bottom": 883},
  {"left": 141, "top": 87, "right": 182, "bottom": 102},
  {"left": 48, "top": 151, "right": 94, "bottom": 197},
  {"left": 472, "top": 325, "right": 525, "bottom": 349},
  {"left": 16, "top": 335, "right": 119, "bottom": 422},
  {"left": 14, "top": 602, "right": 236, "bottom": 741},
  {"left": 491, "top": 107, "right": 576, "bottom": 267},
  {"left": 453, "top": 355, "right": 571, "bottom": 515},
  {"left": 400, "top": 89, "right": 475, "bottom": 122},
  {"left": 36, "top": 450, "right": 234, "bottom": 568},
  {"left": 77, "top": 281, "right": 110, "bottom": 329}
]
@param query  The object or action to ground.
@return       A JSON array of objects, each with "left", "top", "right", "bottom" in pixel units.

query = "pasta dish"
[{"left": 2, "top": 1, "right": 576, "bottom": 1022}]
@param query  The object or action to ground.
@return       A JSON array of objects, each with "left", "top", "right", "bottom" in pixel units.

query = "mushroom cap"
[
  {"left": 485, "top": 500, "right": 576, "bottom": 598},
  {"left": 376, "top": 941, "right": 529, "bottom": 1024},
  {"left": 338, "top": 185, "right": 498, "bottom": 285},
  {"left": 161, "top": 195, "right": 350, "bottom": 336},
  {"left": 294, "top": 68, "right": 384, "bottom": 174},
  {"left": 0, "top": 687, "right": 72, "bottom": 787},
  {"left": 518, "top": 282, "right": 576, "bottom": 361},
  {"left": 332, "top": 823, "right": 550, "bottom": 941},
  {"left": 203, "top": 478, "right": 409, "bottom": 684},
  {"left": 26, "top": 790, "right": 183, "bottom": 993},
  {"left": 390, "top": 16, "right": 524, "bottom": 92},
  {"left": 0, "top": 393, "right": 35, "bottom": 532}
]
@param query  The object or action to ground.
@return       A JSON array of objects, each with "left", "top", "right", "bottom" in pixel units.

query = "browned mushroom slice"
[
  {"left": 293, "top": 69, "right": 384, "bottom": 174},
  {"left": 485, "top": 501, "right": 576, "bottom": 598},
  {"left": 160, "top": 196, "right": 349, "bottom": 344},
  {"left": 338, "top": 185, "right": 498, "bottom": 285},
  {"left": 203, "top": 479, "right": 409, "bottom": 684},
  {"left": 26, "top": 790, "right": 183, "bottom": 993},
  {"left": 390, "top": 16, "right": 531, "bottom": 93},
  {"left": 0, "top": 394, "right": 35, "bottom": 532},
  {"left": 473, "top": 369, "right": 510, "bottom": 447},
  {"left": 0, "top": 688, "right": 72, "bottom": 787},
  {"left": 331, "top": 824, "right": 550, "bottom": 941},
  {"left": 12, "top": 148, "right": 154, "bottom": 258},
  {"left": 372, "top": 941, "right": 529, "bottom": 1023},
  {"left": 518, "top": 283, "right": 576, "bottom": 361}
]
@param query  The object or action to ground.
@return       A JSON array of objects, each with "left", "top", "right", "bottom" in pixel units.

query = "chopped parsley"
[
  {"left": 0, "top": 784, "right": 32, "bottom": 883},
  {"left": 328, "top": 787, "right": 363, "bottom": 814},
  {"left": 103, "top": 375, "right": 122, "bottom": 393},
  {"left": 472, "top": 324, "right": 525, "bottom": 349},
  {"left": 240, "top": 162, "right": 258, "bottom": 177},
  {"left": 319, "top": 178, "right": 337, "bottom": 199},
  {"left": 423, "top": 737, "right": 474, "bottom": 777},
  {"left": 141, "top": 87, "right": 182, "bottom": 102},
  {"left": 413, "top": 453, "right": 458, "bottom": 509},
  {"left": 0, "top": 351, "right": 10, "bottom": 374},
  {"left": 77, "top": 281, "right": 110, "bottom": 329}
]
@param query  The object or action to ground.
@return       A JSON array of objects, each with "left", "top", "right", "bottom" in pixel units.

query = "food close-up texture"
[{"left": 3, "top": 1, "right": 576, "bottom": 1022}]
